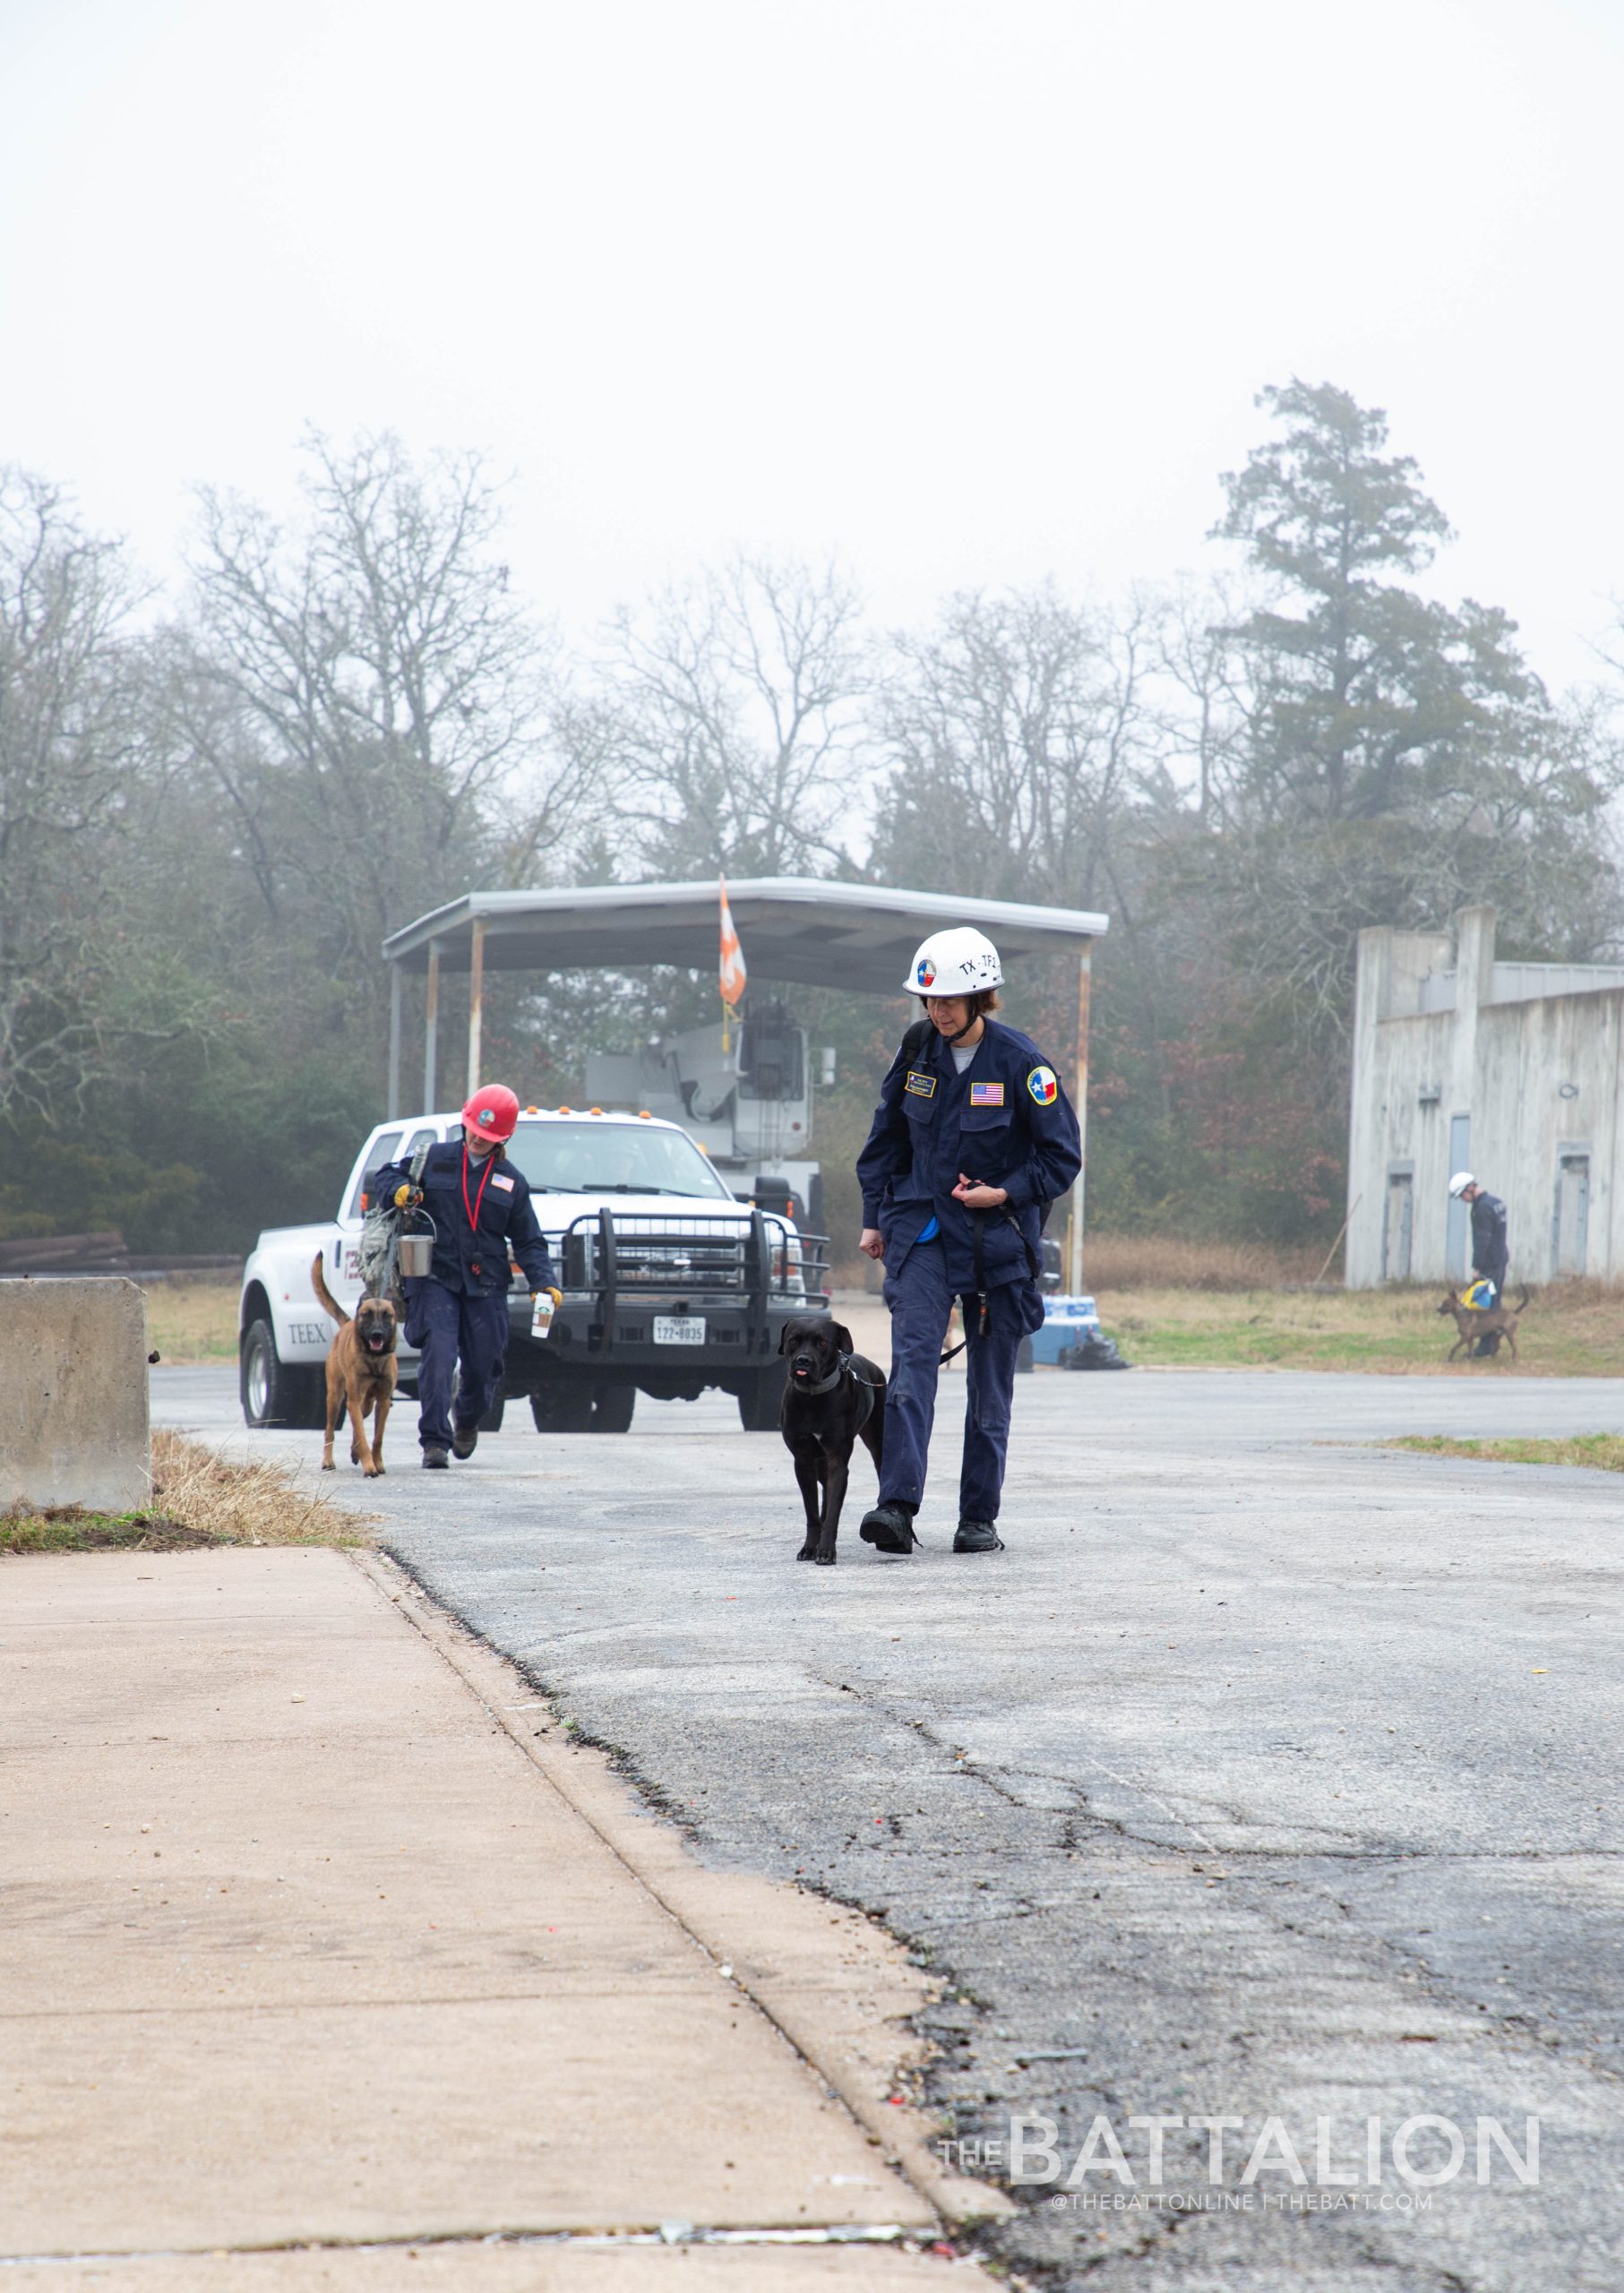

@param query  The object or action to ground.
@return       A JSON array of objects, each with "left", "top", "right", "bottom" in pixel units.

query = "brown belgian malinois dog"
[
  {"left": 1436, "top": 1284, "right": 1530, "bottom": 1364},
  {"left": 311, "top": 1251, "right": 399, "bottom": 1475}
]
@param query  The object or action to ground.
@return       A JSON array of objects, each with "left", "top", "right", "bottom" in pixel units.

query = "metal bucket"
[{"left": 397, "top": 1220, "right": 434, "bottom": 1279}]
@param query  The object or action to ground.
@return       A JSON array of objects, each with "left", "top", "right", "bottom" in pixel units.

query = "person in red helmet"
[{"left": 373, "top": 1088, "right": 558, "bottom": 1467}]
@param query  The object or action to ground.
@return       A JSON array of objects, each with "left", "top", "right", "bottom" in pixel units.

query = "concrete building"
[{"left": 1346, "top": 906, "right": 1623, "bottom": 1288}]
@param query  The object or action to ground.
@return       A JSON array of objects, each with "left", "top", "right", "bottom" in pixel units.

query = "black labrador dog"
[{"left": 778, "top": 1314, "right": 887, "bottom": 1566}]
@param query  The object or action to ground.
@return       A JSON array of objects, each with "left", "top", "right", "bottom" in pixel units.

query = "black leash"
[{"left": 938, "top": 1207, "right": 1044, "bottom": 1361}]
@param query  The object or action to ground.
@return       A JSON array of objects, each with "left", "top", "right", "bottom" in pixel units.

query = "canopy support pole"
[
  {"left": 467, "top": 919, "right": 486, "bottom": 1094},
  {"left": 387, "top": 966, "right": 402, "bottom": 1119},
  {"left": 1068, "top": 945, "right": 1092, "bottom": 1294},
  {"left": 424, "top": 940, "right": 440, "bottom": 1111}
]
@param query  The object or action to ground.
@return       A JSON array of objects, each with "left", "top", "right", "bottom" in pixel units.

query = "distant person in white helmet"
[
  {"left": 853, "top": 927, "right": 1080, "bottom": 1555},
  {"left": 1448, "top": 1170, "right": 1509, "bottom": 1357}
]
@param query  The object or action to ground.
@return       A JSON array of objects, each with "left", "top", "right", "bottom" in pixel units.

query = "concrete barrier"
[{"left": 0, "top": 1277, "right": 150, "bottom": 1512}]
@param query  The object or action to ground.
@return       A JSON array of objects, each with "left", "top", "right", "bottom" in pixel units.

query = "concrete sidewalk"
[{"left": 0, "top": 1546, "right": 1000, "bottom": 2289}]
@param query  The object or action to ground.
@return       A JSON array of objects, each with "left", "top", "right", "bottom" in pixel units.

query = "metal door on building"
[
  {"left": 1383, "top": 1168, "right": 1414, "bottom": 1282},
  {"left": 1553, "top": 1151, "right": 1590, "bottom": 1276},
  {"left": 1446, "top": 1114, "right": 1471, "bottom": 1282}
]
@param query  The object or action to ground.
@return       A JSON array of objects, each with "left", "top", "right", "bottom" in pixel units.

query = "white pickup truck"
[{"left": 238, "top": 1107, "right": 829, "bottom": 1435}]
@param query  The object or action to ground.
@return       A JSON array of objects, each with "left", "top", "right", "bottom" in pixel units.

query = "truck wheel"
[
  {"left": 240, "top": 1318, "right": 324, "bottom": 1430},
  {"left": 737, "top": 1363, "right": 786, "bottom": 1431},
  {"left": 530, "top": 1384, "right": 595, "bottom": 1433},
  {"left": 592, "top": 1384, "right": 635, "bottom": 1432}
]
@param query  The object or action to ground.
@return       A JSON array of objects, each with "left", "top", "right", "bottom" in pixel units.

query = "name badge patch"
[
  {"left": 904, "top": 1070, "right": 937, "bottom": 1099},
  {"left": 969, "top": 1081, "right": 1005, "bottom": 1107},
  {"left": 491, "top": 1172, "right": 515, "bottom": 1191}
]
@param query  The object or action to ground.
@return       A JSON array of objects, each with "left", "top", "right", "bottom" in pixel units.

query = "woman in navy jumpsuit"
[
  {"left": 855, "top": 930, "right": 1080, "bottom": 1554},
  {"left": 374, "top": 1086, "right": 557, "bottom": 1468}
]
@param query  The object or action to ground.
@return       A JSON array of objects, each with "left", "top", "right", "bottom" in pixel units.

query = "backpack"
[{"left": 357, "top": 1138, "right": 433, "bottom": 1298}]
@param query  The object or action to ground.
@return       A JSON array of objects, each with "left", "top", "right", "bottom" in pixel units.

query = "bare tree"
[
  {"left": 868, "top": 583, "right": 1164, "bottom": 914},
  {"left": 183, "top": 431, "right": 586, "bottom": 999},
  {"left": 1152, "top": 572, "right": 1250, "bottom": 826},
  {"left": 584, "top": 554, "right": 870, "bottom": 878},
  {"left": 0, "top": 471, "right": 168, "bottom": 1115}
]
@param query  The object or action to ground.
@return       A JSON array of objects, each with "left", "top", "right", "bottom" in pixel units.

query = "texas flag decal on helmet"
[
  {"left": 1027, "top": 1065, "right": 1058, "bottom": 1106},
  {"left": 916, "top": 958, "right": 936, "bottom": 988}
]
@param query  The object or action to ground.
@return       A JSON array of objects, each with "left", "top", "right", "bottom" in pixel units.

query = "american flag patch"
[
  {"left": 491, "top": 1173, "right": 515, "bottom": 1191},
  {"left": 969, "top": 1082, "right": 1005, "bottom": 1107}
]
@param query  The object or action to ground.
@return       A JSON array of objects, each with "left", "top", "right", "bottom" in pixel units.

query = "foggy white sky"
[{"left": 2, "top": 0, "right": 1620, "bottom": 689}]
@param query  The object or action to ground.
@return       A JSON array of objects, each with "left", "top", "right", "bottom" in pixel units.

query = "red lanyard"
[{"left": 461, "top": 1145, "right": 497, "bottom": 1237}]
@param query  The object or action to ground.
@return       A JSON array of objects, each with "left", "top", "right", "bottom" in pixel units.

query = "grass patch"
[
  {"left": 1391, "top": 1433, "right": 1624, "bottom": 1473},
  {"left": 1092, "top": 1278, "right": 1624, "bottom": 1377},
  {"left": 1083, "top": 1233, "right": 1327, "bottom": 1292},
  {"left": 0, "top": 1429, "right": 367, "bottom": 1555},
  {"left": 142, "top": 1280, "right": 239, "bottom": 1364}
]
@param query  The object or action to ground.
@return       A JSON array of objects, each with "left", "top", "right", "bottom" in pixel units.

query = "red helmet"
[{"left": 460, "top": 1085, "right": 520, "bottom": 1144}]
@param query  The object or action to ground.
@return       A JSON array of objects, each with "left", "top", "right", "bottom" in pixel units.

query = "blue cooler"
[{"left": 1029, "top": 1293, "right": 1101, "bottom": 1365}]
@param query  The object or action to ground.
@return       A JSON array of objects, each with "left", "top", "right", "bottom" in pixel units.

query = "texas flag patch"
[
  {"left": 1027, "top": 1065, "right": 1059, "bottom": 1106},
  {"left": 969, "top": 1081, "right": 1005, "bottom": 1107}
]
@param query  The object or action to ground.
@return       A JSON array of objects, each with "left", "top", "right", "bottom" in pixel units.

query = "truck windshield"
[{"left": 503, "top": 1121, "right": 735, "bottom": 1200}]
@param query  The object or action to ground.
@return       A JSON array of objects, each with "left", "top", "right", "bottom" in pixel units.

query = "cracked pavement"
[{"left": 157, "top": 1365, "right": 1624, "bottom": 2290}]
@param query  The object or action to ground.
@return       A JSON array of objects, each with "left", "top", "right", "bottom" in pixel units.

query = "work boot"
[
  {"left": 422, "top": 1447, "right": 451, "bottom": 1470},
  {"left": 859, "top": 1501, "right": 919, "bottom": 1555},
  {"left": 451, "top": 1422, "right": 479, "bottom": 1459},
  {"left": 953, "top": 1518, "right": 1005, "bottom": 1554}
]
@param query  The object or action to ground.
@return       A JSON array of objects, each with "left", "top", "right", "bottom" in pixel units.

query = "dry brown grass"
[
  {"left": 1081, "top": 1232, "right": 1328, "bottom": 1292},
  {"left": 147, "top": 1429, "right": 367, "bottom": 1545},
  {"left": 142, "top": 1279, "right": 239, "bottom": 1363},
  {"left": 1092, "top": 1276, "right": 1624, "bottom": 1376},
  {"left": 1, "top": 1430, "right": 367, "bottom": 1554}
]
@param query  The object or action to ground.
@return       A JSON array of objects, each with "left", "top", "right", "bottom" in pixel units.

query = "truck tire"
[
  {"left": 530, "top": 1383, "right": 595, "bottom": 1433},
  {"left": 737, "top": 1363, "right": 786, "bottom": 1431},
  {"left": 240, "top": 1318, "right": 325, "bottom": 1430},
  {"left": 591, "top": 1384, "right": 635, "bottom": 1432}
]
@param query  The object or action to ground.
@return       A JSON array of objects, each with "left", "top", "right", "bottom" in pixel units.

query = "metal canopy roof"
[{"left": 382, "top": 877, "right": 1108, "bottom": 994}]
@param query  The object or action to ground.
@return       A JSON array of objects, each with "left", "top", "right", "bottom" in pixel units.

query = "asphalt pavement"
[{"left": 154, "top": 1361, "right": 1624, "bottom": 2293}]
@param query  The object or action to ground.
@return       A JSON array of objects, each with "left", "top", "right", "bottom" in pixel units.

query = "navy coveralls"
[
  {"left": 1470, "top": 1190, "right": 1509, "bottom": 1299},
  {"left": 856, "top": 1018, "right": 1080, "bottom": 1523},
  {"left": 373, "top": 1139, "right": 554, "bottom": 1452}
]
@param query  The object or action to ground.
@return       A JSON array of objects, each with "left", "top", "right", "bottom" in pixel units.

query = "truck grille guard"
[{"left": 549, "top": 1208, "right": 831, "bottom": 1359}]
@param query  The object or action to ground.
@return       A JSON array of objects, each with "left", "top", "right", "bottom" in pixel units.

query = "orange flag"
[{"left": 718, "top": 877, "right": 747, "bottom": 1008}]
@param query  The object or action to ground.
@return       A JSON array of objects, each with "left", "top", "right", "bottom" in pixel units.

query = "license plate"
[{"left": 654, "top": 1315, "right": 706, "bottom": 1344}]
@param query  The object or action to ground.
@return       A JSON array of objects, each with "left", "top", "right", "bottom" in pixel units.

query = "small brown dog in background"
[
  {"left": 1437, "top": 1284, "right": 1529, "bottom": 1363},
  {"left": 311, "top": 1251, "right": 398, "bottom": 1474}
]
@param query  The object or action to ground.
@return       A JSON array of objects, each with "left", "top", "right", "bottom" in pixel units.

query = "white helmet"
[
  {"left": 1448, "top": 1171, "right": 1475, "bottom": 1198},
  {"left": 905, "top": 927, "right": 1003, "bottom": 998}
]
